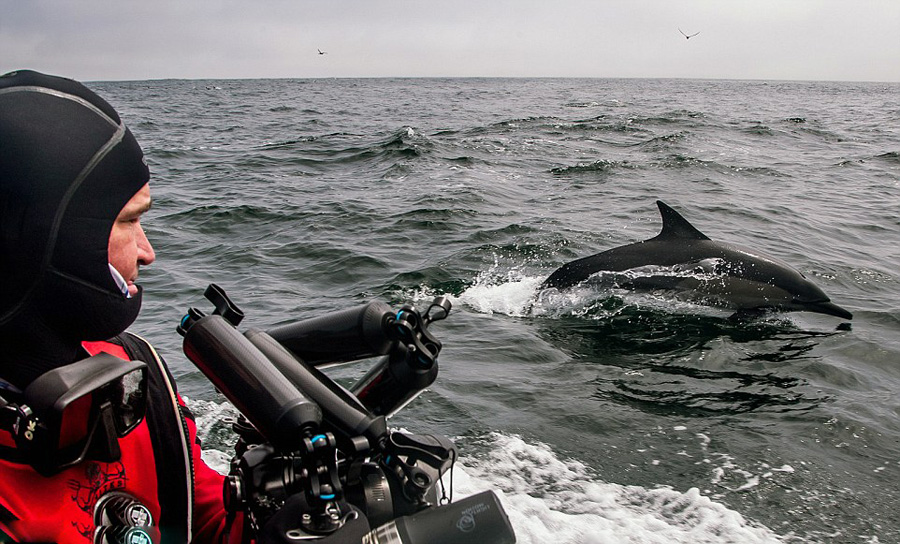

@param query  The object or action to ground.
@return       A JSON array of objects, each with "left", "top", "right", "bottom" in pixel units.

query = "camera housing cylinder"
[
  {"left": 244, "top": 328, "right": 388, "bottom": 449},
  {"left": 182, "top": 314, "right": 322, "bottom": 451},
  {"left": 267, "top": 302, "right": 395, "bottom": 366},
  {"left": 362, "top": 490, "right": 516, "bottom": 544}
]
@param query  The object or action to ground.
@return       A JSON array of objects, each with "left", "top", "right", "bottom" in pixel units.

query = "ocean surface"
[{"left": 91, "top": 77, "right": 899, "bottom": 543}]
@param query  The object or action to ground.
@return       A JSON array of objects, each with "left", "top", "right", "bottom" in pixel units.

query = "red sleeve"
[{"left": 179, "top": 396, "right": 245, "bottom": 544}]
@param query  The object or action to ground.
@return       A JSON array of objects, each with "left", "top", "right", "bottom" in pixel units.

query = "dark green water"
[{"left": 93, "top": 78, "right": 900, "bottom": 543}]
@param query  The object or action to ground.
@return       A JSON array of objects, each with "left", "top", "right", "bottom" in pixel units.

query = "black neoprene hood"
[{"left": 0, "top": 70, "right": 149, "bottom": 387}]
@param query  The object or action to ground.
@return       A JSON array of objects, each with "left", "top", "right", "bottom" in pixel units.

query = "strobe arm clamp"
[
  {"left": 224, "top": 432, "right": 348, "bottom": 537},
  {"left": 177, "top": 284, "right": 244, "bottom": 335},
  {"left": 382, "top": 431, "right": 457, "bottom": 509},
  {"left": 301, "top": 433, "right": 343, "bottom": 511},
  {"left": 388, "top": 297, "right": 451, "bottom": 371}
]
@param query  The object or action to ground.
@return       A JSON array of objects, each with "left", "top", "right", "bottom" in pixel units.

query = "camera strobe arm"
[
  {"left": 178, "top": 286, "right": 322, "bottom": 451},
  {"left": 264, "top": 295, "right": 452, "bottom": 417},
  {"left": 267, "top": 301, "right": 396, "bottom": 367},
  {"left": 244, "top": 328, "right": 389, "bottom": 451},
  {"left": 266, "top": 297, "right": 452, "bottom": 370},
  {"left": 175, "top": 286, "right": 518, "bottom": 544}
]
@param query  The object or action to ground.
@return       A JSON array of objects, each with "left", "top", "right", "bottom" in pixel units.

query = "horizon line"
[{"left": 83, "top": 74, "right": 900, "bottom": 85}]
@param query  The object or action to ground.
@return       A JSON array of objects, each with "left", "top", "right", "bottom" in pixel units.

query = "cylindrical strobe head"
[{"left": 182, "top": 314, "right": 322, "bottom": 451}]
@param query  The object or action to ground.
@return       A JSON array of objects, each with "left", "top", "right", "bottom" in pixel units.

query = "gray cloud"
[{"left": 1, "top": 0, "right": 898, "bottom": 82}]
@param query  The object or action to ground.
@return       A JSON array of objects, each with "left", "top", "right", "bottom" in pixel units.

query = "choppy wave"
[
  {"left": 114, "top": 77, "right": 900, "bottom": 543},
  {"left": 551, "top": 159, "right": 636, "bottom": 176}
]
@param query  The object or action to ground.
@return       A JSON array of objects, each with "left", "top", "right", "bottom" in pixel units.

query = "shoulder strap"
[{"left": 115, "top": 333, "right": 193, "bottom": 543}]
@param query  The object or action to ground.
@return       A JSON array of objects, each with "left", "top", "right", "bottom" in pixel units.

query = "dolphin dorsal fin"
[{"left": 653, "top": 201, "right": 710, "bottom": 241}]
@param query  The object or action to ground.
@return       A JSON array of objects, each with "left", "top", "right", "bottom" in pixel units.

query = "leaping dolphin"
[{"left": 541, "top": 201, "right": 852, "bottom": 320}]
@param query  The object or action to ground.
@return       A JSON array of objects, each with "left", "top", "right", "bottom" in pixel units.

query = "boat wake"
[
  {"left": 187, "top": 396, "right": 786, "bottom": 544},
  {"left": 457, "top": 432, "right": 785, "bottom": 544}
]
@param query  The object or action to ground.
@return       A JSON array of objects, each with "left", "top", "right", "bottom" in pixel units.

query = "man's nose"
[{"left": 137, "top": 223, "right": 155, "bottom": 266}]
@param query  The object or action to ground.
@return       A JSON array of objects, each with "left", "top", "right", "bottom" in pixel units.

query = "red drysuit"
[{"left": 0, "top": 333, "right": 240, "bottom": 543}]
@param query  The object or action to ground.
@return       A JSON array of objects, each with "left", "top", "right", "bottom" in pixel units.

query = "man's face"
[{"left": 108, "top": 183, "right": 155, "bottom": 297}]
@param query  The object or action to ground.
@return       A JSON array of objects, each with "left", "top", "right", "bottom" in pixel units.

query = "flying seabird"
[
  {"left": 679, "top": 29, "right": 700, "bottom": 39},
  {"left": 318, "top": 49, "right": 327, "bottom": 55}
]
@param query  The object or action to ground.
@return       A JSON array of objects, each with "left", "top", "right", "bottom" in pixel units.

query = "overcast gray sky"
[{"left": 2, "top": 1, "right": 899, "bottom": 82}]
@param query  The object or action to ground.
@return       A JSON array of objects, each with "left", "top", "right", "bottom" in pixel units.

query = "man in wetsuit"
[{"left": 0, "top": 70, "right": 236, "bottom": 543}]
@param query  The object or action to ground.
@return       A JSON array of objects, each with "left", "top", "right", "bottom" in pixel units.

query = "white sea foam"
[
  {"left": 185, "top": 399, "right": 786, "bottom": 543},
  {"left": 452, "top": 264, "right": 731, "bottom": 320},
  {"left": 398, "top": 263, "right": 547, "bottom": 317},
  {"left": 456, "top": 271, "right": 544, "bottom": 317},
  {"left": 453, "top": 432, "right": 784, "bottom": 544}
]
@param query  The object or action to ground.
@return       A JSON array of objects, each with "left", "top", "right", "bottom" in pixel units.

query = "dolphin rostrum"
[{"left": 541, "top": 201, "right": 852, "bottom": 320}]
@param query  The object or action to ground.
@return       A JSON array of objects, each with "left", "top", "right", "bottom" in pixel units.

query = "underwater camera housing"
[{"left": 177, "top": 284, "right": 515, "bottom": 544}]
